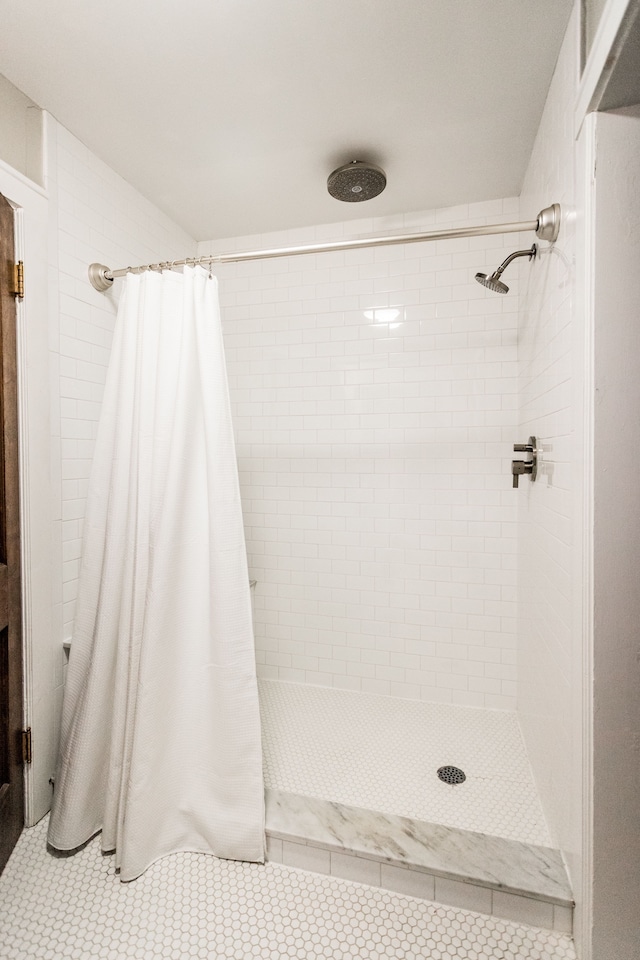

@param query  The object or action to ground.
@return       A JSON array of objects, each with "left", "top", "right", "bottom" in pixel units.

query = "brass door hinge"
[
  {"left": 22, "top": 727, "right": 32, "bottom": 765},
  {"left": 13, "top": 261, "right": 24, "bottom": 299}
]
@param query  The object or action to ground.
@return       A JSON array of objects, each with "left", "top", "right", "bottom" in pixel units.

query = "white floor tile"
[
  {"left": 260, "top": 679, "right": 551, "bottom": 846},
  {"left": 0, "top": 817, "right": 575, "bottom": 959}
]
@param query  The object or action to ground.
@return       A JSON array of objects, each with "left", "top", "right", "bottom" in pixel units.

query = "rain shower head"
[
  {"left": 327, "top": 161, "right": 387, "bottom": 202},
  {"left": 475, "top": 244, "right": 537, "bottom": 295}
]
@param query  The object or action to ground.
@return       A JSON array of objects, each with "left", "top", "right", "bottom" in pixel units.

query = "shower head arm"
[{"left": 490, "top": 245, "right": 537, "bottom": 280}]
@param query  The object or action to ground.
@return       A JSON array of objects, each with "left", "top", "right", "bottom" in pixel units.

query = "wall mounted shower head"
[
  {"left": 475, "top": 273, "right": 510, "bottom": 295},
  {"left": 327, "top": 161, "right": 387, "bottom": 202},
  {"left": 475, "top": 244, "right": 537, "bottom": 295}
]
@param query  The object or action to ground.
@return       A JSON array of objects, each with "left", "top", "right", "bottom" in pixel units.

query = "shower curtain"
[{"left": 48, "top": 267, "right": 264, "bottom": 880}]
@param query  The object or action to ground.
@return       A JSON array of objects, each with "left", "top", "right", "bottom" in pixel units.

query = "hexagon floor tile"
[
  {"left": 0, "top": 816, "right": 576, "bottom": 959},
  {"left": 260, "top": 679, "right": 551, "bottom": 846}
]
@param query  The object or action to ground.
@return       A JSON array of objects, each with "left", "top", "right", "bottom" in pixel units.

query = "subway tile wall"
[
  {"left": 47, "top": 116, "right": 197, "bottom": 772},
  {"left": 199, "top": 199, "right": 522, "bottom": 708},
  {"left": 516, "top": 1, "right": 581, "bottom": 928}
]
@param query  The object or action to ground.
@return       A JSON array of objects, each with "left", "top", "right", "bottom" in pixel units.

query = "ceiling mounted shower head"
[
  {"left": 475, "top": 244, "right": 537, "bottom": 295},
  {"left": 327, "top": 161, "right": 387, "bottom": 202}
]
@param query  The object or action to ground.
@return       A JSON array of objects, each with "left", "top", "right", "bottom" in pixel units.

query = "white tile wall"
[
  {"left": 199, "top": 199, "right": 522, "bottom": 708},
  {"left": 516, "top": 0, "right": 582, "bottom": 924},
  {"left": 45, "top": 116, "right": 196, "bottom": 775}
]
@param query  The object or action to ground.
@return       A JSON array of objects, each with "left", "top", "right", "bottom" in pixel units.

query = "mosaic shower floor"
[
  {"left": 0, "top": 817, "right": 575, "bottom": 959},
  {"left": 259, "top": 679, "right": 552, "bottom": 847}
]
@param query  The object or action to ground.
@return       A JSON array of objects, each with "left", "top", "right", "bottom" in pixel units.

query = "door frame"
[{"left": 0, "top": 156, "right": 55, "bottom": 828}]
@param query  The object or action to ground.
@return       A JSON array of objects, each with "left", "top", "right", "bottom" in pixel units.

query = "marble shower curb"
[{"left": 265, "top": 789, "right": 574, "bottom": 934}]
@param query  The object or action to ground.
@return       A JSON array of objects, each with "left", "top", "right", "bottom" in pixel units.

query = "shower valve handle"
[
  {"left": 511, "top": 460, "right": 533, "bottom": 488},
  {"left": 511, "top": 437, "right": 538, "bottom": 488}
]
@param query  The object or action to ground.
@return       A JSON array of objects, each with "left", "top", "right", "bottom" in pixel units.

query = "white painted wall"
[
  {"left": 590, "top": 103, "right": 640, "bottom": 960},
  {"left": 198, "top": 201, "right": 522, "bottom": 709},
  {"left": 0, "top": 73, "right": 43, "bottom": 186},
  {"left": 517, "top": 0, "right": 586, "bottom": 941}
]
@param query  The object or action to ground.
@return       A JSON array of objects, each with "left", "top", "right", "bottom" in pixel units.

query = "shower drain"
[{"left": 437, "top": 765, "right": 466, "bottom": 785}]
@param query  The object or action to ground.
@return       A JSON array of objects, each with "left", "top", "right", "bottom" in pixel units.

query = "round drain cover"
[{"left": 437, "top": 765, "right": 466, "bottom": 785}]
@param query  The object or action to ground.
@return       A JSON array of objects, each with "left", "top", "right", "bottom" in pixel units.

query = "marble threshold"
[{"left": 265, "top": 788, "right": 574, "bottom": 934}]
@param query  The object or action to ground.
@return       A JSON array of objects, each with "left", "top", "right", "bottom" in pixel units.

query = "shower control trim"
[{"left": 511, "top": 437, "right": 538, "bottom": 488}]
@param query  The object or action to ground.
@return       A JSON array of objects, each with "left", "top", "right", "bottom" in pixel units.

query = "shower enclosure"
[
  {"left": 188, "top": 197, "right": 573, "bottom": 932},
  {"left": 84, "top": 180, "right": 574, "bottom": 926}
]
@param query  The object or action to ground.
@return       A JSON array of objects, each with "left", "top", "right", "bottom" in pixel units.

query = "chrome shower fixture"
[
  {"left": 327, "top": 161, "right": 387, "bottom": 202},
  {"left": 475, "top": 244, "right": 537, "bottom": 295}
]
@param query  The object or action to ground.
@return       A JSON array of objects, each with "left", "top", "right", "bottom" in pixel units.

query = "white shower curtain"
[{"left": 48, "top": 267, "right": 264, "bottom": 880}]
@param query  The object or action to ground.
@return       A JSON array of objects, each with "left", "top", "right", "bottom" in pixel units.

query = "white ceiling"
[{"left": 0, "top": 1, "right": 573, "bottom": 241}]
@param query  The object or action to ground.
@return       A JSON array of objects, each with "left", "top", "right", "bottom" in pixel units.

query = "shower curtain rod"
[{"left": 88, "top": 203, "right": 560, "bottom": 292}]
